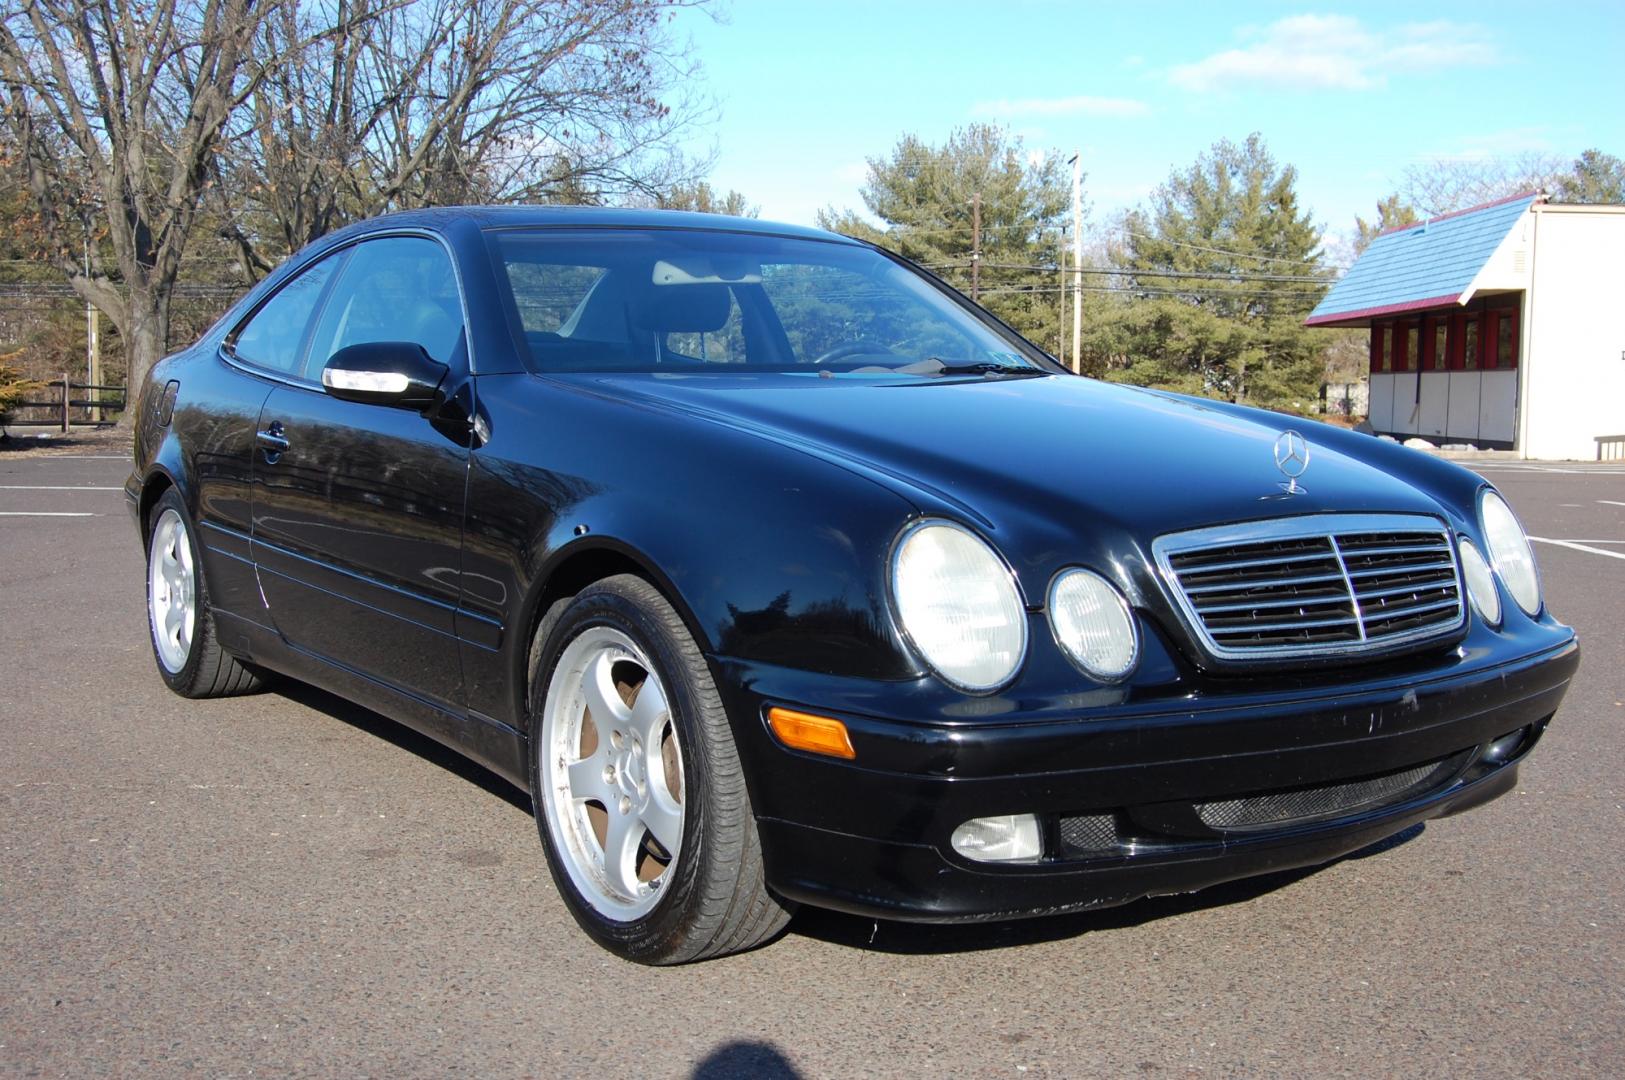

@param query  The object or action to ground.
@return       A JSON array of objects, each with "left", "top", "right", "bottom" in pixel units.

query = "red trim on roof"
[
  {"left": 1304, "top": 293, "right": 1464, "bottom": 327},
  {"left": 1375, "top": 191, "right": 1542, "bottom": 239}
]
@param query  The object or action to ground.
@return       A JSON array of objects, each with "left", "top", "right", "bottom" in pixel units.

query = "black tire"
[
  {"left": 145, "top": 488, "right": 265, "bottom": 698},
  {"left": 527, "top": 574, "right": 794, "bottom": 964}
]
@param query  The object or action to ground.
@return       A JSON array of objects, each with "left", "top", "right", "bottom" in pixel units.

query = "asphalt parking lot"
[{"left": 2, "top": 448, "right": 1621, "bottom": 1078}]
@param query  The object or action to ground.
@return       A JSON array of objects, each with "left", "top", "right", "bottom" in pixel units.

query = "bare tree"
[
  {"left": 219, "top": 0, "right": 713, "bottom": 278},
  {"left": 0, "top": 0, "right": 282, "bottom": 400},
  {"left": 2, "top": 0, "right": 714, "bottom": 397},
  {"left": 1396, "top": 152, "right": 1565, "bottom": 216}
]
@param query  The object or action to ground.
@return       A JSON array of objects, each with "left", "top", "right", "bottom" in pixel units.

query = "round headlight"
[
  {"left": 1457, "top": 537, "right": 1501, "bottom": 627},
  {"left": 1048, "top": 568, "right": 1138, "bottom": 682},
  {"left": 1480, "top": 490, "right": 1541, "bottom": 615},
  {"left": 891, "top": 521, "right": 1027, "bottom": 692}
]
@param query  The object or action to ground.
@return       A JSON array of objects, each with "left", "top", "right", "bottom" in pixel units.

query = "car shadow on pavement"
[
  {"left": 691, "top": 1041, "right": 803, "bottom": 1079},
  {"left": 786, "top": 823, "right": 1426, "bottom": 956},
  {"left": 271, "top": 678, "right": 534, "bottom": 817}
]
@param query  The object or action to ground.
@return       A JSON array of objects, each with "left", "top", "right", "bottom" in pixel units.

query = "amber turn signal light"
[{"left": 767, "top": 707, "right": 856, "bottom": 760}]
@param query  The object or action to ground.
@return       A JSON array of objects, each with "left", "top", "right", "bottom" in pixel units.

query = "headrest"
[{"left": 633, "top": 283, "right": 732, "bottom": 334}]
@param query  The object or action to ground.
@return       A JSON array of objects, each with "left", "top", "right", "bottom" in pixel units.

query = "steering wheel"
[{"left": 811, "top": 340, "right": 899, "bottom": 366}]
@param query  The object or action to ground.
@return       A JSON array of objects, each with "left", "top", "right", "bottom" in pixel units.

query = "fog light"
[
  {"left": 1483, "top": 728, "right": 1527, "bottom": 763},
  {"left": 950, "top": 814, "right": 1042, "bottom": 862}
]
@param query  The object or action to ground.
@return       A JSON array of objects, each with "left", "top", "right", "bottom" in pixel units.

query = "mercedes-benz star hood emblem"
[{"left": 1273, "top": 430, "right": 1310, "bottom": 495}]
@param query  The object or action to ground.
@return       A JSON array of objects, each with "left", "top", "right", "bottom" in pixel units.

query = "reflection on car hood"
[{"left": 568, "top": 371, "right": 1444, "bottom": 537}]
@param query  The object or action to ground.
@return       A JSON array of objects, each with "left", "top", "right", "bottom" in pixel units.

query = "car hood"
[{"left": 572, "top": 371, "right": 1445, "bottom": 536}]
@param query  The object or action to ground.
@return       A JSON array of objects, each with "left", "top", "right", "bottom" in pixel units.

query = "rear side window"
[
  {"left": 306, "top": 236, "right": 465, "bottom": 375},
  {"left": 230, "top": 254, "right": 343, "bottom": 374}
]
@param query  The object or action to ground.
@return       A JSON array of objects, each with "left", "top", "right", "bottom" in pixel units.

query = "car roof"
[{"left": 340, "top": 205, "right": 859, "bottom": 245}]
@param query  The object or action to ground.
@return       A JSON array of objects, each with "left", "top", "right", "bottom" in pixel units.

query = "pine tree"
[
  {"left": 1103, "top": 134, "right": 1330, "bottom": 409},
  {"left": 817, "top": 125, "right": 1071, "bottom": 353}
]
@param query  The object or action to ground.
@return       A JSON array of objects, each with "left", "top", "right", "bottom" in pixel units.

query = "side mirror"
[{"left": 321, "top": 342, "right": 448, "bottom": 410}]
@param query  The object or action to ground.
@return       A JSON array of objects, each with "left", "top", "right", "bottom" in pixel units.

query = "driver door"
[{"left": 250, "top": 234, "right": 472, "bottom": 710}]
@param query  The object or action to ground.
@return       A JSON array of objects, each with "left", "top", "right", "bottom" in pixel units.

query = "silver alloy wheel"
[
  {"left": 147, "top": 507, "right": 196, "bottom": 674},
  {"left": 540, "top": 625, "right": 686, "bottom": 920}
]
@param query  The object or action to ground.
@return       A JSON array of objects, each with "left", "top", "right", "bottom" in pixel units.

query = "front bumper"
[{"left": 717, "top": 635, "right": 1579, "bottom": 923}]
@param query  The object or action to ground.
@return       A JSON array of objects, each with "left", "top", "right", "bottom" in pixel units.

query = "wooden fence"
[{"left": 5, "top": 374, "right": 127, "bottom": 431}]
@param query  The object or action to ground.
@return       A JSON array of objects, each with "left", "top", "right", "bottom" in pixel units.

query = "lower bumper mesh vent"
[
  {"left": 1057, "top": 813, "right": 1118, "bottom": 854},
  {"left": 1194, "top": 753, "right": 1468, "bottom": 831}
]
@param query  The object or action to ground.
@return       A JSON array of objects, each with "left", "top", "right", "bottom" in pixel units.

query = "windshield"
[{"left": 485, "top": 228, "right": 1049, "bottom": 376}]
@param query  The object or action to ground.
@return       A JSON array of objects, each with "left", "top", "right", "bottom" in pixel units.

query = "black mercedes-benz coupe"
[{"left": 128, "top": 207, "right": 1578, "bottom": 963}]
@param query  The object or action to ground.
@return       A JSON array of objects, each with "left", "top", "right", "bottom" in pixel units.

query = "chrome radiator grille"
[{"left": 1153, "top": 514, "right": 1465, "bottom": 663}]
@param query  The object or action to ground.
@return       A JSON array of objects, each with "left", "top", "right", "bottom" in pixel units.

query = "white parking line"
[
  {"left": 1599, "top": 500, "right": 1625, "bottom": 508},
  {"left": 0, "top": 485, "right": 123, "bottom": 491},
  {"left": 1470, "top": 463, "right": 1625, "bottom": 474},
  {"left": 1530, "top": 536, "right": 1625, "bottom": 561},
  {"left": 0, "top": 511, "right": 98, "bottom": 517}
]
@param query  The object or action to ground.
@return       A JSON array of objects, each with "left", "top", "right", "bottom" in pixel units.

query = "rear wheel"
[
  {"left": 145, "top": 488, "right": 264, "bottom": 698},
  {"left": 528, "top": 574, "right": 793, "bottom": 963}
]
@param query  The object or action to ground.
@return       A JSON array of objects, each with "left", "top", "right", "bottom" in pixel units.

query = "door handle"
[{"left": 256, "top": 423, "right": 289, "bottom": 460}]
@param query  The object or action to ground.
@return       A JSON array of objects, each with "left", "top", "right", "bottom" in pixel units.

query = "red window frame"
[
  {"left": 1463, "top": 314, "right": 1481, "bottom": 371},
  {"left": 1392, "top": 321, "right": 1409, "bottom": 372},
  {"left": 1447, "top": 313, "right": 1467, "bottom": 370},
  {"left": 1497, "top": 306, "right": 1520, "bottom": 369}
]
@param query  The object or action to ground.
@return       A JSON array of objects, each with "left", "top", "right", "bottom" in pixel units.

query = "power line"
[
  {"left": 927, "top": 261, "right": 1331, "bottom": 284},
  {"left": 858, "top": 222, "right": 1351, "bottom": 272},
  {"left": 877, "top": 222, "right": 1066, "bottom": 237},
  {"left": 1122, "top": 228, "right": 1350, "bottom": 272},
  {"left": 0, "top": 282, "right": 244, "bottom": 298},
  {"left": 978, "top": 283, "right": 1326, "bottom": 301}
]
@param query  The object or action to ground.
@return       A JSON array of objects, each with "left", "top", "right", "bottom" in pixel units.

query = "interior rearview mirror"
[{"left": 321, "top": 342, "right": 448, "bottom": 410}]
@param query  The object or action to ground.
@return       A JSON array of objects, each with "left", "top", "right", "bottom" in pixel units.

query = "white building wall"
[
  {"left": 1479, "top": 371, "right": 1518, "bottom": 443},
  {"left": 1447, "top": 372, "right": 1481, "bottom": 441},
  {"left": 1390, "top": 373, "right": 1419, "bottom": 435},
  {"left": 1520, "top": 206, "right": 1625, "bottom": 460},
  {"left": 1369, "top": 372, "right": 1395, "bottom": 431},
  {"left": 1418, "top": 375, "right": 1449, "bottom": 438}
]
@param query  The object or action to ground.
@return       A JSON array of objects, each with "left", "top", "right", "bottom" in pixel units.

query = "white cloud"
[
  {"left": 972, "top": 95, "right": 1151, "bottom": 119},
  {"left": 1170, "top": 14, "right": 1496, "bottom": 93}
]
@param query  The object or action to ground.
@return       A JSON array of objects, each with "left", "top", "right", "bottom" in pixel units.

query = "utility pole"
[
  {"left": 970, "top": 191, "right": 982, "bottom": 302},
  {"left": 84, "top": 236, "right": 100, "bottom": 422},
  {"left": 1070, "top": 151, "right": 1083, "bottom": 373},
  {"left": 1059, "top": 225, "right": 1072, "bottom": 355}
]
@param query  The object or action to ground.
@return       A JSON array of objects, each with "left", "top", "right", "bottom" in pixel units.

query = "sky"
[{"left": 675, "top": 1, "right": 1625, "bottom": 250}]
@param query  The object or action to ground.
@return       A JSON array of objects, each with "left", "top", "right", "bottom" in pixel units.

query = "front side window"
[
  {"left": 306, "top": 236, "right": 465, "bottom": 377},
  {"left": 486, "top": 229, "right": 1044, "bottom": 376},
  {"left": 230, "top": 253, "right": 343, "bottom": 375}
]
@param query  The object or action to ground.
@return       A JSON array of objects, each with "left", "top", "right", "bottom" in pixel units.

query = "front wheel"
[{"left": 528, "top": 575, "right": 793, "bottom": 963}]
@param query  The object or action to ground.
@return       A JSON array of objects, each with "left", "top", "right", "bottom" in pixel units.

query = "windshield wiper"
[{"left": 905, "top": 357, "right": 1047, "bottom": 378}]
